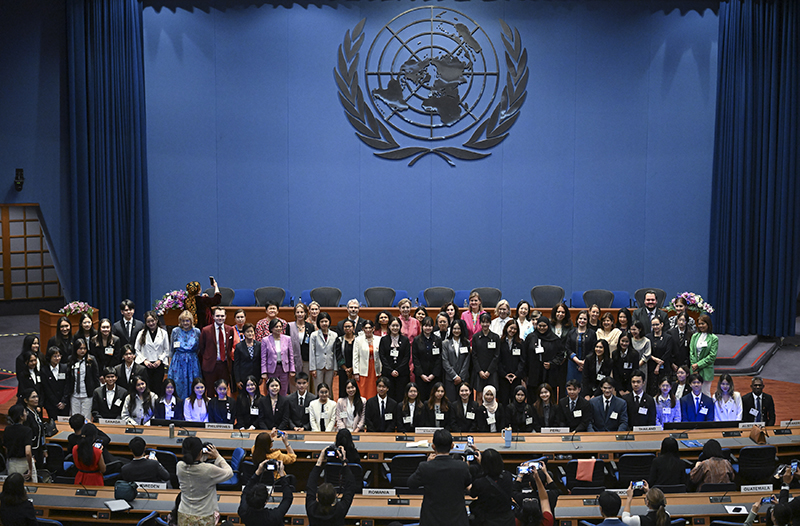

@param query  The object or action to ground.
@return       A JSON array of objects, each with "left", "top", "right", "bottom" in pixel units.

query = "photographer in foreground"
[
  {"left": 305, "top": 445, "right": 357, "bottom": 526},
  {"left": 176, "top": 438, "right": 233, "bottom": 526},
  {"left": 468, "top": 447, "right": 515, "bottom": 526},
  {"left": 512, "top": 461, "right": 557, "bottom": 526},
  {"left": 238, "top": 459, "right": 294, "bottom": 526}
]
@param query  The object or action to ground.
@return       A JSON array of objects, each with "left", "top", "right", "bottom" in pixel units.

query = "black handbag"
[
  {"left": 44, "top": 419, "right": 58, "bottom": 437},
  {"left": 114, "top": 480, "right": 138, "bottom": 502}
]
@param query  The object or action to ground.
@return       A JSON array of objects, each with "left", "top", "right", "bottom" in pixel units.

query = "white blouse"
[{"left": 714, "top": 392, "right": 742, "bottom": 421}]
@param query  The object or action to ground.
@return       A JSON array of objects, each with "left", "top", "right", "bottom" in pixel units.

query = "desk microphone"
[
  {"left": 136, "top": 483, "right": 153, "bottom": 499},
  {"left": 75, "top": 483, "right": 96, "bottom": 496},
  {"left": 571, "top": 429, "right": 580, "bottom": 449}
]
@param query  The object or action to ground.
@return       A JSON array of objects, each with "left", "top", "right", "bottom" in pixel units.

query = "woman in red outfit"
[{"left": 72, "top": 423, "right": 105, "bottom": 486}]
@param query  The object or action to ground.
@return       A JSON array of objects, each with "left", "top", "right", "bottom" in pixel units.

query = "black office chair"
[
  {"left": 736, "top": 445, "right": 777, "bottom": 486},
  {"left": 634, "top": 288, "right": 667, "bottom": 308},
  {"left": 45, "top": 442, "right": 68, "bottom": 476},
  {"left": 325, "top": 462, "right": 365, "bottom": 493},
  {"left": 670, "top": 519, "right": 687, "bottom": 526},
  {"left": 560, "top": 459, "right": 608, "bottom": 491},
  {"left": 530, "top": 285, "right": 565, "bottom": 309},
  {"left": 155, "top": 450, "right": 179, "bottom": 489},
  {"left": 204, "top": 286, "right": 235, "bottom": 306},
  {"left": 423, "top": 287, "right": 455, "bottom": 308},
  {"left": 571, "top": 486, "right": 606, "bottom": 495},
  {"left": 239, "top": 460, "right": 255, "bottom": 483},
  {"left": 364, "top": 287, "right": 396, "bottom": 307},
  {"left": 699, "top": 482, "right": 737, "bottom": 492},
  {"left": 255, "top": 286, "right": 286, "bottom": 307},
  {"left": 654, "top": 484, "right": 687, "bottom": 494},
  {"left": 136, "top": 511, "right": 159, "bottom": 526},
  {"left": 583, "top": 289, "right": 615, "bottom": 309},
  {"left": 387, "top": 453, "right": 426, "bottom": 489},
  {"left": 615, "top": 453, "right": 655, "bottom": 488},
  {"left": 471, "top": 287, "right": 502, "bottom": 307},
  {"left": 310, "top": 287, "right": 342, "bottom": 307}
]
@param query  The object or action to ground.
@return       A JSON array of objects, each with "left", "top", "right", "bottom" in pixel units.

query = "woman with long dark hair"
[
  {"left": 73, "top": 313, "right": 97, "bottom": 349},
  {"left": 690, "top": 314, "right": 718, "bottom": 396},
  {"left": 649, "top": 436, "right": 687, "bottom": 488},
  {"left": 613, "top": 332, "right": 638, "bottom": 396},
  {"left": 208, "top": 378, "right": 234, "bottom": 425},
  {"left": 334, "top": 319, "right": 357, "bottom": 399},
  {"left": 689, "top": 439, "right": 734, "bottom": 490},
  {"left": 713, "top": 374, "right": 742, "bottom": 421},
  {"left": 121, "top": 375, "right": 157, "bottom": 425},
  {"left": 421, "top": 381, "right": 453, "bottom": 429},
  {"left": 565, "top": 310, "right": 596, "bottom": 384},
  {"left": 396, "top": 382, "right": 424, "bottom": 432},
  {"left": 47, "top": 316, "right": 74, "bottom": 358},
  {"left": 531, "top": 383, "right": 558, "bottom": 432},
  {"left": 64, "top": 337, "right": 99, "bottom": 420},
  {"left": 469, "top": 448, "right": 515, "bottom": 526},
  {"left": 91, "top": 318, "right": 122, "bottom": 373},
  {"left": 16, "top": 351, "right": 41, "bottom": 403},
  {"left": 183, "top": 377, "right": 209, "bottom": 422},
  {"left": 20, "top": 389, "right": 45, "bottom": 476},
  {"left": 550, "top": 303, "right": 573, "bottom": 340},
  {"left": 655, "top": 376, "right": 681, "bottom": 426},
  {"left": 135, "top": 310, "right": 170, "bottom": 396},
  {"left": 335, "top": 378, "right": 366, "bottom": 432},
  {"left": 155, "top": 378, "right": 184, "bottom": 420},
  {"left": 378, "top": 317, "right": 411, "bottom": 401},
  {"left": 73, "top": 423, "right": 106, "bottom": 486},
  {"left": 235, "top": 375, "right": 262, "bottom": 430},
  {"left": 335, "top": 428, "right": 361, "bottom": 465},
  {"left": 451, "top": 381, "right": 480, "bottom": 432},
  {"left": 251, "top": 431, "right": 297, "bottom": 478},
  {"left": 15, "top": 336, "right": 39, "bottom": 388},
  {"left": 581, "top": 340, "right": 614, "bottom": 399},
  {"left": 0, "top": 473, "right": 37, "bottom": 526}
]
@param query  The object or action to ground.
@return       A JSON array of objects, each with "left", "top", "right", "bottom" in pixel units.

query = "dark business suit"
[
  {"left": 285, "top": 390, "right": 315, "bottom": 430},
  {"left": 741, "top": 392, "right": 776, "bottom": 426},
  {"left": 632, "top": 308, "right": 669, "bottom": 337},
  {"left": 408, "top": 454, "right": 472, "bottom": 526},
  {"left": 119, "top": 457, "right": 170, "bottom": 483},
  {"left": 622, "top": 391, "right": 657, "bottom": 427},
  {"left": 114, "top": 362, "right": 147, "bottom": 392},
  {"left": 154, "top": 396, "right": 184, "bottom": 420},
  {"left": 90, "top": 335, "right": 123, "bottom": 372},
  {"left": 378, "top": 334, "right": 411, "bottom": 401},
  {"left": 335, "top": 316, "right": 367, "bottom": 336},
  {"left": 91, "top": 385, "right": 129, "bottom": 421},
  {"left": 232, "top": 340, "right": 262, "bottom": 389},
  {"left": 255, "top": 395, "right": 290, "bottom": 430},
  {"left": 113, "top": 318, "right": 145, "bottom": 348},
  {"left": 365, "top": 395, "right": 398, "bottom": 432},
  {"left": 679, "top": 392, "right": 715, "bottom": 422},
  {"left": 451, "top": 399, "right": 481, "bottom": 432},
  {"left": 395, "top": 402, "right": 425, "bottom": 433},
  {"left": 588, "top": 395, "right": 629, "bottom": 432},
  {"left": 41, "top": 363, "right": 69, "bottom": 419},
  {"left": 556, "top": 395, "right": 592, "bottom": 432}
]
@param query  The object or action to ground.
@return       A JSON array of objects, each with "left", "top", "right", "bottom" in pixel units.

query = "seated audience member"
[
  {"left": 396, "top": 382, "right": 424, "bottom": 432},
  {"left": 115, "top": 345, "right": 147, "bottom": 393},
  {"left": 478, "top": 384, "right": 507, "bottom": 432},
  {"left": 623, "top": 372, "right": 656, "bottom": 427},
  {"left": 183, "top": 377, "right": 209, "bottom": 423},
  {"left": 286, "top": 372, "right": 315, "bottom": 431},
  {"left": 689, "top": 439, "right": 734, "bottom": 491},
  {"left": 154, "top": 378, "right": 184, "bottom": 421},
  {"left": 4, "top": 405, "right": 34, "bottom": 481},
  {"left": 335, "top": 378, "right": 366, "bottom": 432},
  {"left": 0, "top": 473, "right": 37, "bottom": 526},
  {"left": 557, "top": 379, "right": 592, "bottom": 432},
  {"left": 596, "top": 491, "right": 625, "bottom": 526},
  {"left": 531, "top": 383, "right": 558, "bottom": 432},
  {"left": 256, "top": 377, "right": 289, "bottom": 430},
  {"left": 648, "top": 437, "right": 687, "bottom": 489},
  {"left": 420, "top": 381, "right": 454, "bottom": 429},
  {"left": 121, "top": 375, "right": 158, "bottom": 425},
  {"left": 671, "top": 365, "right": 690, "bottom": 400},
  {"left": 654, "top": 377, "right": 681, "bottom": 426},
  {"left": 622, "top": 482, "right": 670, "bottom": 526},
  {"left": 120, "top": 436, "right": 170, "bottom": 483},
  {"left": 365, "top": 376, "right": 397, "bottom": 432},
  {"left": 208, "top": 379, "right": 235, "bottom": 425},
  {"left": 238, "top": 459, "right": 294, "bottom": 526},
  {"left": 469, "top": 448, "right": 515, "bottom": 526},
  {"left": 582, "top": 340, "right": 615, "bottom": 399},
  {"left": 335, "top": 428, "right": 361, "bottom": 465},
  {"left": 309, "top": 383, "right": 336, "bottom": 432},
  {"left": 91, "top": 368, "right": 128, "bottom": 421},
  {"left": 740, "top": 496, "right": 784, "bottom": 526},
  {"left": 713, "top": 374, "right": 742, "bottom": 422},
  {"left": 741, "top": 376, "right": 776, "bottom": 425},
  {"left": 235, "top": 375, "right": 263, "bottom": 430},
  {"left": 679, "top": 374, "right": 715, "bottom": 422},
  {"left": 305, "top": 446, "right": 357, "bottom": 526},
  {"left": 588, "top": 377, "right": 629, "bottom": 432},
  {"left": 507, "top": 385, "right": 534, "bottom": 433},
  {"left": 512, "top": 465, "right": 557, "bottom": 526},
  {"left": 451, "top": 382, "right": 480, "bottom": 432},
  {"left": 776, "top": 468, "right": 800, "bottom": 523},
  {"left": 251, "top": 431, "right": 297, "bottom": 478}
]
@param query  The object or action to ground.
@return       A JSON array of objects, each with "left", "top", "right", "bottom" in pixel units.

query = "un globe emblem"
[{"left": 335, "top": 9, "right": 529, "bottom": 165}]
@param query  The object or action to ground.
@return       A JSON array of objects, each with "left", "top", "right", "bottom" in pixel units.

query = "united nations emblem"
[{"left": 334, "top": 7, "right": 529, "bottom": 166}]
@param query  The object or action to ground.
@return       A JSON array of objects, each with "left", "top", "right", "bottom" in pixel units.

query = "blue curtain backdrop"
[
  {"left": 709, "top": 0, "right": 799, "bottom": 337},
  {"left": 66, "top": 0, "right": 151, "bottom": 318}
]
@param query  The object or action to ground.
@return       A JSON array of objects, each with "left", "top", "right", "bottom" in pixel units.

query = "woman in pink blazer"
[
  {"left": 461, "top": 291, "right": 488, "bottom": 339},
  {"left": 261, "top": 319, "right": 295, "bottom": 395}
]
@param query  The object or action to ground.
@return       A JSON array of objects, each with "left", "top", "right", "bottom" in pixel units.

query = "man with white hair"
[{"left": 335, "top": 299, "right": 367, "bottom": 335}]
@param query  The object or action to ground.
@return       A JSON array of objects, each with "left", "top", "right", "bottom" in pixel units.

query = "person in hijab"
[
  {"left": 507, "top": 385, "right": 534, "bottom": 433},
  {"left": 689, "top": 439, "right": 734, "bottom": 491},
  {"left": 524, "top": 318, "right": 566, "bottom": 400},
  {"left": 478, "top": 385, "right": 506, "bottom": 432},
  {"left": 648, "top": 437, "right": 687, "bottom": 489}
]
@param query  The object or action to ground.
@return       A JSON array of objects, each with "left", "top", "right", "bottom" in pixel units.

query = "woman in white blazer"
[
  {"left": 134, "top": 311, "right": 171, "bottom": 396},
  {"left": 308, "top": 312, "right": 337, "bottom": 394},
  {"left": 352, "top": 320, "right": 382, "bottom": 399},
  {"left": 308, "top": 382, "right": 336, "bottom": 432}
]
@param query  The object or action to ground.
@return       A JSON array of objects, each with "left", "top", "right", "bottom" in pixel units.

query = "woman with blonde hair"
[{"left": 168, "top": 310, "right": 202, "bottom": 399}]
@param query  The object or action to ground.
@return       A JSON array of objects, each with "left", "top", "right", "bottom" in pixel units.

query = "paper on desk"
[
  {"left": 406, "top": 440, "right": 429, "bottom": 448},
  {"left": 724, "top": 505, "right": 749, "bottom": 515}
]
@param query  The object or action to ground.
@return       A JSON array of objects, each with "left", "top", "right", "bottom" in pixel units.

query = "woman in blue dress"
[{"left": 168, "top": 310, "right": 201, "bottom": 399}]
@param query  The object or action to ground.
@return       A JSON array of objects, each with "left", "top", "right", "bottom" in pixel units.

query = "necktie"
[
  {"left": 320, "top": 403, "right": 326, "bottom": 430},
  {"left": 755, "top": 396, "right": 761, "bottom": 421},
  {"left": 126, "top": 320, "right": 132, "bottom": 339},
  {"left": 605, "top": 399, "right": 610, "bottom": 417},
  {"left": 635, "top": 395, "right": 640, "bottom": 405},
  {"left": 218, "top": 325, "right": 225, "bottom": 361},
  {"left": 299, "top": 396, "right": 304, "bottom": 407},
  {"left": 649, "top": 311, "right": 655, "bottom": 321},
  {"left": 381, "top": 399, "right": 385, "bottom": 419},
  {"left": 695, "top": 397, "right": 700, "bottom": 415},
  {"left": 570, "top": 400, "right": 575, "bottom": 413},
  {"left": 76, "top": 364, "right": 82, "bottom": 395}
]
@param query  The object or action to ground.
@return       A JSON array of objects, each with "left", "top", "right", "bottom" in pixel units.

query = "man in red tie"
[{"left": 200, "top": 307, "right": 234, "bottom": 389}]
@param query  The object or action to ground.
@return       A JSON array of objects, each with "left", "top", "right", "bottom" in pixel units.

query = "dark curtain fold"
[
  {"left": 709, "top": 0, "right": 799, "bottom": 337},
  {"left": 67, "top": 0, "right": 151, "bottom": 319}
]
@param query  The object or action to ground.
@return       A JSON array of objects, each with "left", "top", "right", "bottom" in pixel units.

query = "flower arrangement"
[
  {"left": 670, "top": 292, "right": 714, "bottom": 314},
  {"left": 59, "top": 301, "right": 94, "bottom": 317},
  {"left": 154, "top": 289, "right": 188, "bottom": 316}
]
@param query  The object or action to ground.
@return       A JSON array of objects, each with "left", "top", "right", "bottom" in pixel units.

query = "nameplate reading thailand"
[
  {"left": 634, "top": 426, "right": 661, "bottom": 432},
  {"left": 136, "top": 482, "right": 167, "bottom": 490},
  {"left": 99, "top": 419, "right": 124, "bottom": 425},
  {"left": 205, "top": 423, "right": 234, "bottom": 430},
  {"left": 738, "top": 422, "right": 764, "bottom": 429},
  {"left": 363, "top": 488, "right": 397, "bottom": 496},
  {"left": 414, "top": 427, "right": 442, "bottom": 434},
  {"left": 541, "top": 427, "right": 570, "bottom": 434},
  {"left": 741, "top": 484, "right": 773, "bottom": 492}
]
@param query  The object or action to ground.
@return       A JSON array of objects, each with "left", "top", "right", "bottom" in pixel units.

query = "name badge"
[
  {"left": 749, "top": 408, "right": 759, "bottom": 417},
  {"left": 436, "top": 412, "right": 444, "bottom": 420},
  {"left": 488, "top": 341, "right": 496, "bottom": 349},
  {"left": 304, "top": 336, "right": 310, "bottom": 344},
  {"left": 663, "top": 408, "right": 671, "bottom": 415},
  {"left": 385, "top": 413, "right": 393, "bottom": 421},
  {"left": 466, "top": 412, "right": 475, "bottom": 420},
  {"left": 512, "top": 349, "right": 521, "bottom": 356},
  {"left": 623, "top": 363, "right": 632, "bottom": 369},
  {"left": 403, "top": 416, "right": 412, "bottom": 424},
  {"left": 610, "top": 411, "right": 619, "bottom": 420},
  {"left": 251, "top": 407, "right": 259, "bottom": 416},
  {"left": 390, "top": 349, "right": 399, "bottom": 358},
  {"left": 596, "top": 374, "right": 604, "bottom": 381},
  {"left": 638, "top": 406, "right": 648, "bottom": 415},
  {"left": 487, "top": 414, "right": 496, "bottom": 424},
  {"left": 114, "top": 399, "right": 122, "bottom": 407},
  {"left": 459, "top": 347, "right": 469, "bottom": 354},
  {"left": 165, "top": 410, "right": 174, "bottom": 419},
  {"left": 173, "top": 341, "right": 180, "bottom": 348},
  {"left": 105, "top": 347, "right": 114, "bottom": 355},
  {"left": 699, "top": 407, "right": 708, "bottom": 415},
  {"left": 432, "top": 348, "right": 440, "bottom": 355},
  {"left": 573, "top": 410, "right": 582, "bottom": 417},
  {"left": 525, "top": 417, "right": 533, "bottom": 425},
  {"left": 34, "top": 375, "right": 40, "bottom": 384},
  {"left": 57, "top": 373, "right": 66, "bottom": 381},
  {"left": 535, "top": 345, "right": 544, "bottom": 354}
]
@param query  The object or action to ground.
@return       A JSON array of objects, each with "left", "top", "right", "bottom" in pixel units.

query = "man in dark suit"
[
  {"left": 588, "top": 377, "right": 629, "bottom": 432},
  {"left": 557, "top": 379, "right": 592, "bottom": 432},
  {"left": 199, "top": 306, "right": 234, "bottom": 388},
  {"left": 91, "top": 368, "right": 128, "bottom": 421},
  {"left": 408, "top": 429, "right": 471, "bottom": 526},
  {"left": 679, "top": 374, "right": 715, "bottom": 422},
  {"left": 335, "top": 299, "right": 367, "bottom": 336},
  {"left": 622, "top": 372, "right": 656, "bottom": 427},
  {"left": 114, "top": 345, "right": 147, "bottom": 393},
  {"left": 596, "top": 491, "right": 625, "bottom": 526},
  {"left": 741, "top": 376, "right": 776, "bottom": 426},
  {"left": 632, "top": 290, "right": 669, "bottom": 335},
  {"left": 112, "top": 299, "right": 145, "bottom": 348},
  {"left": 119, "top": 437, "right": 170, "bottom": 484},
  {"left": 365, "top": 377, "right": 398, "bottom": 432},
  {"left": 286, "top": 372, "right": 316, "bottom": 431}
]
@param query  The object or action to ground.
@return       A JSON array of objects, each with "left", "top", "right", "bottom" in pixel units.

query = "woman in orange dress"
[{"left": 353, "top": 320, "right": 381, "bottom": 399}]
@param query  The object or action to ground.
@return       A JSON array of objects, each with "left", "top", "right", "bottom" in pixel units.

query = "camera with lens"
[
  {"left": 325, "top": 446, "right": 341, "bottom": 461},
  {"left": 202, "top": 442, "right": 213, "bottom": 454},
  {"left": 265, "top": 459, "right": 279, "bottom": 471}
]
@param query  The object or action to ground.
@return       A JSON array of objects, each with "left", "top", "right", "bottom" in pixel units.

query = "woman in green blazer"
[{"left": 689, "top": 314, "right": 718, "bottom": 397}]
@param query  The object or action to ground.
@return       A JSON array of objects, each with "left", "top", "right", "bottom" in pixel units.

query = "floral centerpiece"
[
  {"left": 59, "top": 301, "right": 94, "bottom": 316},
  {"left": 155, "top": 289, "right": 188, "bottom": 316},
  {"left": 669, "top": 292, "right": 714, "bottom": 314}
]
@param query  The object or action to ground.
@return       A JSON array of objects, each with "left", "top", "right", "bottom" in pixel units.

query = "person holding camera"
[
  {"left": 238, "top": 459, "right": 294, "bottom": 526},
  {"left": 251, "top": 431, "right": 297, "bottom": 479},
  {"left": 176, "top": 438, "right": 233, "bottom": 526},
  {"left": 622, "top": 481, "right": 669, "bottom": 526},
  {"left": 120, "top": 437, "right": 170, "bottom": 483},
  {"left": 512, "top": 463, "right": 555, "bottom": 526},
  {"left": 468, "top": 448, "right": 515, "bottom": 526},
  {"left": 305, "top": 445, "right": 357, "bottom": 526}
]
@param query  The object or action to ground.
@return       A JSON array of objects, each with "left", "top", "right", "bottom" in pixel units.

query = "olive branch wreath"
[{"left": 334, "top": 18, "right": 528, "bottom": 166}]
